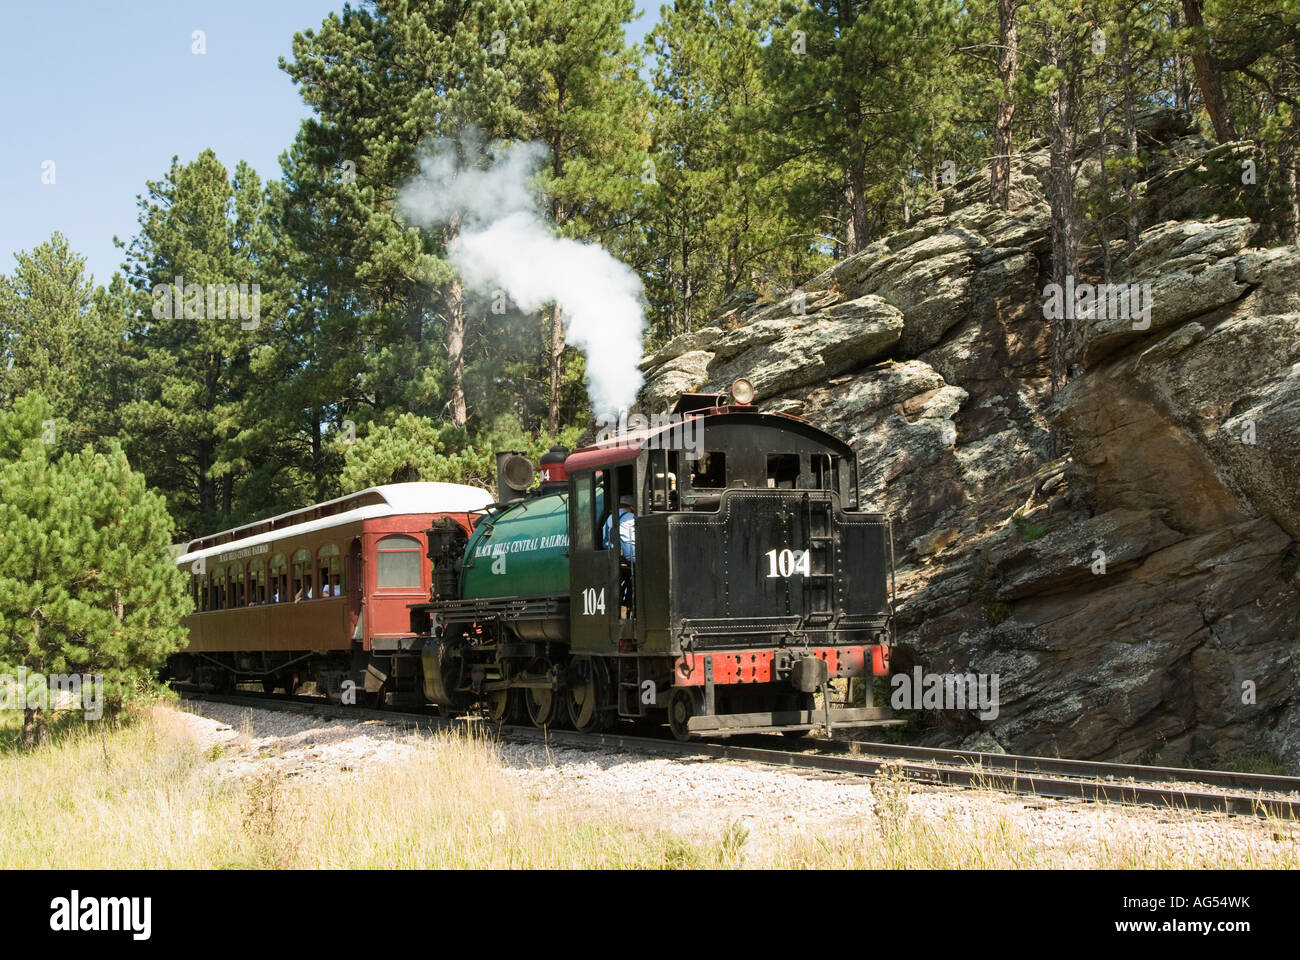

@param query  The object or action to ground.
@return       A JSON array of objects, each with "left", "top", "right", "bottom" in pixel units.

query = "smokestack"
[
  {"left": 537, "top": 445, "right": 570, "bottom": 494},
  {"left": 495, "top": 451, "right": 535, "bottom": 503}
]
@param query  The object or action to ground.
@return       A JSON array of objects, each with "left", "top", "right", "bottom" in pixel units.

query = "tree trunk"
[
  {"left": 1170, "top": 8, "right": 1191, "bottom": 111},
  {"left": 1289, "top": 39, "right": 1300, "bottom": 244},
  {"left": 198, "top": 443, "right": 214, "bottom": 517},
  {"left": 681, "top": 218, "right": 692, "bottom": 335},
  {"left": 725, "top": 230, "right": 741, "bottom": 296},
  {"left": 547, "top": 304, "right": 564, "bottom": 434},
  {"left": 311, "top": 411, "right": 323, "bottom": 500},
  {"left": 1044, "top": 25, "right": 1081, "bottom": 402},
  {"left": 445, "top": 278, "right": 467, "bottom": 428},
  {"left": 547, "top": 188, "right": 568, "bottom": 432},
  {"left": 1121, "top": 31, "right": 1140, "bottom": 253},
  {"left": 1288, "top": 158, "right": 1300, "bottom": 245},
  {"left": 1181, "top": 0, "right": 1238, "bottom": 143},
  {"left": 990, "top": 0, "right": 1020, "bottom": 210},
  {"left": 22, "top": 708, "right": 47, "bottom": 750},
  {"left": 1096, "top": 67, "right": 1112, "bottom": 285},
  {"left": 23, "top": 616, "right": 46, "bottom": 750},
  {"left": 844, "top": 150, "right": 869, "bottom": 255}
]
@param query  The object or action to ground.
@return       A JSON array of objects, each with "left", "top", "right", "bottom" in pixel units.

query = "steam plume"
[{"left": 397, "top": 133, "right": 645, "bottom": 420}]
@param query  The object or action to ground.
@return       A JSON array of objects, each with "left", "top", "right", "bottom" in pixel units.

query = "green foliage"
[
  {"left": 0, "top": 395, "right": 192, "bottom": 728},
  {"left": 1222, "top": 749, "right": 1288, "bottom": 777},
  {"left": 337, "top": 411, "right": 583, "bottom": 493},
  {"left": 1011, "top": 512, "right": 1047, "bottom": 540},
  {"left": 642, "top": 0, "right": 824, "bottom": 341},
  {"left": 0, "top": 234, "right": 129, "bottom": 452},
  {"left": 764, "top": 0, "right": 966, "bottom": 252},
  {"left": 117, "top": 150, "right": 273, "bottom": 539}
]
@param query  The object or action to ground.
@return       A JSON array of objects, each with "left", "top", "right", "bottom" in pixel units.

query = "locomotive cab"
[{"left": 411, "top": 384, "right": 897, "bottom": 739}]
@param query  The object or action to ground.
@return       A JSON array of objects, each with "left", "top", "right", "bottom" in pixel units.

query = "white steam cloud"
[{"left": 397, "top": 134, "right": 645, "bottom": 419}]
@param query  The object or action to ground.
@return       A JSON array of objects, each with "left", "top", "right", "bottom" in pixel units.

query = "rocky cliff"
[{"left": 637, "top": 109, "right": 1300, "bottom": 771}]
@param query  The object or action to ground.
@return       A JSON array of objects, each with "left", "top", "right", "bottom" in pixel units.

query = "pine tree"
[
  {"left": 0, "top": 234, "right": 128, "bottom": 448},
  {"left": 0, "top": 395, "right": 191, "bottom": 747},
  {"left": 764, "top": 0, "right": 964, "bottom": 255},
  {"left": 117, "top": 151, "right": 271, "bottom": 538},
  {"left": 645, "top": 0, "right": 820, "bottom": 339}
]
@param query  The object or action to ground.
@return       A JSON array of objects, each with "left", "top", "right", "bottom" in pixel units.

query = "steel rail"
[{"left": 805, "top": 737, "right": 1300, "bottom": 794}]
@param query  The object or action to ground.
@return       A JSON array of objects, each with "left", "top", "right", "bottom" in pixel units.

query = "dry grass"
[
  {"left": 0, "top": 706, "right": 1296, "bottom": 869},
  {"left": 0, "top": 705, "right": 738, "bottom": 868}
]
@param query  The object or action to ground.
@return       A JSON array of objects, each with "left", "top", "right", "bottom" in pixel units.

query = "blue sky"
[{"left": 0, "top": 0, "right": 660, "bottom": 287}]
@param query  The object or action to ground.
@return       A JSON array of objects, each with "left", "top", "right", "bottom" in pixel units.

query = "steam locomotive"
[{"left": 402, "top": 380, "right": 897, "bottom": 738}]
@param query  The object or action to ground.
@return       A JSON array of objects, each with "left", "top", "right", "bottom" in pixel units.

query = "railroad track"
[{"left": 177, "top": 688, "right": 1300, "bottom": 821}]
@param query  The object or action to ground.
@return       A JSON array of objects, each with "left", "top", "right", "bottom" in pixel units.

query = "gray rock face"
[
  {"left": 639, "top": 327, "right": 724, "bottom": 373},
  {"left": 638, "top": 108, "right": 1300, "bottom": 772},
  {"left": 639, "top": 350, "right": 715, "bottom": 412},
  {"left": 703, "top": 296, "right": 904, "bottom": 399},
  {"left": 1083, "top": 218, "right": 1258, "bottom": 361}
]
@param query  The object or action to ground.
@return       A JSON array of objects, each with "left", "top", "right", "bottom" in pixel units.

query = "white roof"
[{"left": 173, "top": 482, "right": 493, "bottom": 568}]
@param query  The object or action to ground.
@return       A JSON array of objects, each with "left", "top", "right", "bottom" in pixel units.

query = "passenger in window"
[
  {"left": 604, "top": 494, "right": 636, "bottom": 617},
  {"left": 603, "top": 494, "right": 636, "bottom": 561}
]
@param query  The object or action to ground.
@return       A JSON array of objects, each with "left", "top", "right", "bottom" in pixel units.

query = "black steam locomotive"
[{"left": 397, "top": 379, "right": 896, "bottom": 739}]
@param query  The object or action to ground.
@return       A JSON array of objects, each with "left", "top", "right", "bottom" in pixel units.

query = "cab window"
[
  {"left": 766, "top": 454, "right": 800, "bottom": 489},
  {"left": 691, "top": 452, "right": 726, "bottom": 489},
  {"left": 649, "top": 450, "right": 680, "bottom": 510},
  {"left": 572, "top": 474, "right": 594, "bottom": 552}
]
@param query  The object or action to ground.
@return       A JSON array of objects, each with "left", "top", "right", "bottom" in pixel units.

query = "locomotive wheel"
[
  {"left": 668, "top": 688, "right": 698, "bottom": 742},
  {"left": 567, "top": 658, "right": 613, "bottom": 733},
  {"left": 262, "top": 677, "right": 277, "bottom": 695},
  {"left": 487, "top": 688, "right": 522, "bottom": 724},
  {"left": 525, "top": 686, "right": 561, "bottom": 728},
  {"left": 524, "top": 660, "right": 563, "bottom": 728}
]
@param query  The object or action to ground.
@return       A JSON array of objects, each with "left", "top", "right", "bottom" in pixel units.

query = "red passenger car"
[{"left": 168, "top": 482, "right": 492, "bottom": 699}]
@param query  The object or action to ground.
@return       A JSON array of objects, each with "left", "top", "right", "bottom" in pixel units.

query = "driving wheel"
[
  {"left": 524, "top": 659, "right": 563, "bottom": 728},
  {"left": 567, "top": 658, "right": 613, "bottom": 733}
]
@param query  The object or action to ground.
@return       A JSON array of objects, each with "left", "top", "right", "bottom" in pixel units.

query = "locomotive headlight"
[{"left": 730, "top": 377, "right": 756, "bottom": 405}]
